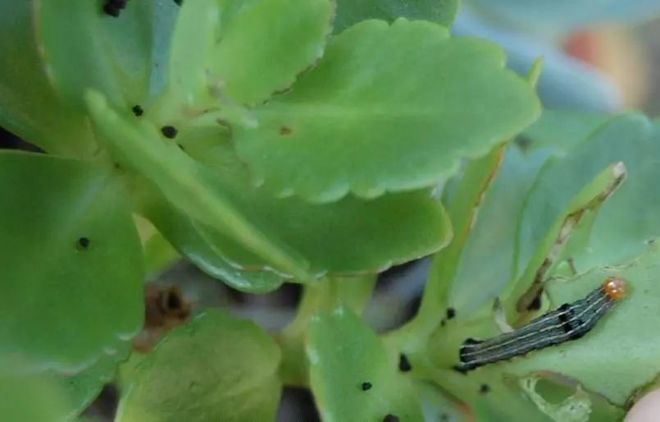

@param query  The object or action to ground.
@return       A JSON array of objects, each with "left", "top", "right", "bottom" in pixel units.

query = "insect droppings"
[
  {"left": 398, "top": 353, "right": 412, "bottom": 372},
  {"left": 161, "top": 126, "right": 178, "bottom": 139},
  {"left": 131, "top": 105, "right": 144, "bottom": 117},
  {"left": 361, "top": 382, "right": 372, "bottom": 391}
]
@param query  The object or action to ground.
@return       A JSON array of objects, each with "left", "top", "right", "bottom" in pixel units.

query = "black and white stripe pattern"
[{"left": 456, "top": 285, "right": 616, "bottom": 372}]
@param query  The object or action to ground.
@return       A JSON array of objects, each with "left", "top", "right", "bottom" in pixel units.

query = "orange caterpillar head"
[{"left": 602, "top": 277, "right": 627, "bottom": 301}]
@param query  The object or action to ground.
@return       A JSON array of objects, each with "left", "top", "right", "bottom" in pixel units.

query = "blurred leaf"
[
  {"left": 0, "top": 151, "right": 143, "bottom": 371},
  {"left": 522, "top": 110, "right": 610, "bottom": 155},
  {"left": 503, "top": 244, "right": 660, "bottom": 405},
  {"left": 117, "top": 310, "right": 281, "bottom": 422},
  {"left": 37, "top": 0, "right": 157, "bottom": 110},
  {"left": 142, "top": 231, "right": 180, "bottom": 279},
  {"left": 334, "top": 0, "right": 458, "bottom": 33},
  {"left": 166, "top": 0, "right": 333, "bottom": 107},
  {"left": 464, "top": 0, "right": 660, "bottom": 33},
  {"left": 307, "top": 307, "right": 423, "bottom": 421},
  {"left": 0, "top": 0, "right": 95, "bottom": 156},
  {"left": 233, "top": 18, "right": 540, "bottom": 202},
  {"left": 0, "top": 369, "right": 71, "bottom": 422}
]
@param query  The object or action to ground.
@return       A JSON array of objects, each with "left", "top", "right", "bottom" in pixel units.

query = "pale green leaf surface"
[
  {"left": 0, "top": 151, "right": 143, "bottom": 371},
  {"left": 307, "top": 307, "right": 423, "bottom": 421},
  {"left": 234, "top": 18, "right": 540, "bottom": 202},
  {"left": 334, "top": 0, "right": 458, "bottom": 33},
  {"left": 0, "top": 0, "right": 95, "bottom": 156},
  {"left": 503, "top": 244, "right": 660, "bottom": 405},
  {"left": 37, "top": 0, "right": 155, "bottom": 110},
  {"left": 117, "top": 310, "right": 282, "bottom": 422},
  {"left": 0, "top": 370, "right": 71, "bottom": 422},
  {"left": 167, "top": 0, "right": 333, "bottom": 107}
]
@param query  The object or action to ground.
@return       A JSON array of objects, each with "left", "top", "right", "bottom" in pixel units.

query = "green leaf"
[
  {"left": 0, "top": 368, "right": 71, "bottom": 422},
  {"left": 233, "top": 18, "right": 540, "bottom": 202},
  {"left": 307, "top": 307, "right": 423, "bottom": 421},
  {"left": 405, "top": 145, "right": 505, "bottom": 341},
  {"left": 166, "top": 0, "right": 333, "bottom": 108},
  {"left": 88, "top": 92, "right": 451, "bottom": 280},
  {"left": 117, "top": 310, "right": 282, "bottom": 422},
  {"left": 0, "top": 151, "right": 143, "bottom": 371},
  {"left": 0, "top": 0, "right": 95, "bottom": 156},
  {"left": 504, "top": 161, "right": 626, "bottom": 316},
  {"left": 139, "top": 190, "right": 285, "bottom": 293},
  {"left": 36, "top": 0, "right": 157, "bottom": 110},
  {"left": 503, "top": 244, "right": 660, "bottom": 406},
  {"left": 334, "top": 0, "right": 458, "bottom": 33},
  {"left": 541, "top": 116, "right": 660, "bottom": 272}
]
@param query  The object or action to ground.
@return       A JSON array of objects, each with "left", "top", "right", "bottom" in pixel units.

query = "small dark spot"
[
  {"left": 76, "top": 237, "right": 90, "bottom": 250},
  {"left": 173, "top": 0, "right": 183, "bottom": 5},
  {"left": 446, "top": 307, "right": 456, "bottom": 319},
  {"left": 383, "top": 414, "right": 399, "bottom": 422},
  {"left": 440, "top": 318, "right": 446, "bottom": 327},
  {"left": 361, "top": 382, "right": 372, "bottom": 391},
  {"left": 526, "top": 294, "right": 542, "bottom": 311},
  {"left": 113, "top": 162, "right": 122, "bottom": 170},
  {"left": 440, "top": 414, "right": 450, "bottom": 421},
  {"left": 480, "top": 384, "right": 490, "bottom": 394},
  {"left": 398, "top": 353, "right": 412, "bottom": 372},
  {"left": 177, "top": 143, "right": 185, "bottom": 151},
  {"left": 131, "top": 105, "right": 144, "bottom": 116},
  {"left": 161, "top": 125, "right": 178, "bottom": 139},
  {"left": 280, "top": 126, "right": 292, "bottom": 136},
  {"left": 103, "top": 0, "right": 127, "bottom": 17},
  {"left": 516, "top": 136, "right": 532, "bottom": 151}
]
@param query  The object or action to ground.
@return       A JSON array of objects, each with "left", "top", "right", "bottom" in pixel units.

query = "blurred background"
[{"left": 2, "top": 1, "right": 660, "bottom": 420}]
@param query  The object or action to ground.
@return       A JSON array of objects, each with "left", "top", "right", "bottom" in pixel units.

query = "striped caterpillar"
[{"left": 456, "top": 277, "right": 627, "bottom": 372}]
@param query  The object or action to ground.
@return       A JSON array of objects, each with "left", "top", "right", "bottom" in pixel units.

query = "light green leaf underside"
[
  {"left": 167, "top": 0, "right": 333, "bottom": 107},
  {"left": 37, "top": 0, "right": 155, "bottom": 110},
  {"left": 116, "top": 310, "right": 282, "bottom": 422},
  {"left": 333, "top": 0, "right": 458, "bottom": 33},
  {"left": 0, "top": 369, "right": 71, "bottom": 422},
  {"left": 504, "top": 244, "right": 660, "bottom": 405},
  {"left": 0, "top": 0, "right": 95, "bottom": 156},
  {"left": 0, "top": 151, "right": 143, "bottom": 372},
  {"left": 307, "top": 307, "right": 423, "bottom": 421},
  {"left": 234, "top": 18, "right": 540, "bottom": 202}
]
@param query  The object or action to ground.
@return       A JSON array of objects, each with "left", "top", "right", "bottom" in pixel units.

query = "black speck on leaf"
[
  {"left": 76, "top": 237, "right": 90, "bottom": 250},
  {"left": 161, "top": 126, "right": 178, "bottom": 139},
  {"left": 131, "top": 105, "right": 144, "bottom": 116},
  {"left": 383, "top": 414, "right": 399, "bottom": 422},
  {"left": 361, "top": 382, "right": 372, "bottom": 391},
  {"left": 446, "top": 307, "right": 456, "bottom": 319},
  {"left": 398, "top": 353, "right": 412, "bottom": 372}
]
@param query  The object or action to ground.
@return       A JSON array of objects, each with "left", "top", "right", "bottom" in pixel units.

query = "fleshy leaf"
[
  {"left": 166, "top": 0, "right": 333, "bottom": 107},
  {"left": 36, "top": 0, "right": 158, "bottom": 110},
  {"left": 504, "top": 161, "right": 626, "bottom": 316},
  {"left": 406, "top": 145, "right": 505, "bottom": 340},
  {"left": 0, "top": 151, "right": 143, "bottom": 371},
  {"left": 307, "top": 307, "right": 424, "bottom": 421},
  {"left": 334, "top": 0, "right": 458, "bottom": 33},
  {"left": 139, "top": 190, "right": 285, "bottom": 293},
  {"left": 0, "top": 368, "right": 71, "bottom": 422},
  {"left": 0, "top": 0, "right": 95, "bottom": 156},
  {"left": 116, "top": 310, "right": 282, "bottom": 422},
  {"left": 503, "top": 244, "right": 660, "bottom": 405},
  {"left": 233, "top": 18, "right": 540, "bottom": 202},
  {"left": 88, "top": 92, "right": 451, "bottom": 280}
]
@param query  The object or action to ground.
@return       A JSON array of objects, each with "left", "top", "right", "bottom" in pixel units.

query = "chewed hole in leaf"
[{"left": 519, "top": 374, "right": 592, "bottom": 422}]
